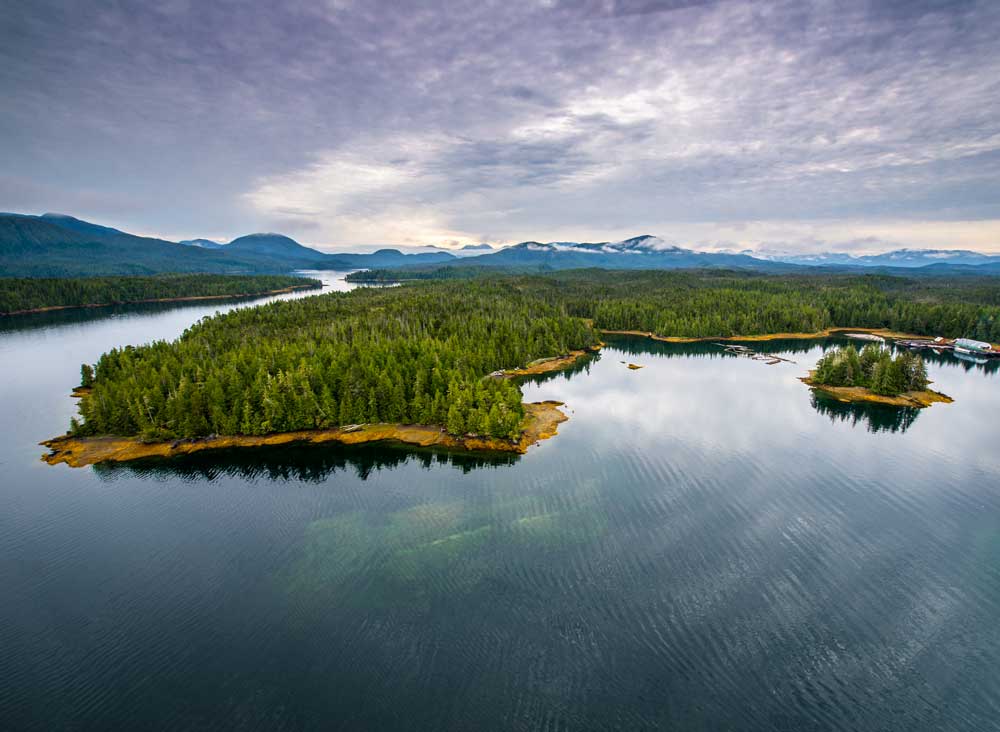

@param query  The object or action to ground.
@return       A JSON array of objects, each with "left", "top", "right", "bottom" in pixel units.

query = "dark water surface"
[{"left": 2, "top": 285, "right": 999, "bottom": 731}]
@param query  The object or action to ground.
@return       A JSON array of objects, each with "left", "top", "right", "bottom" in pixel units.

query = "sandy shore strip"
[
  {"left": 800, "top": 373, "right": 953, "bottom": 408},
  {"left": 42, "top": 401, "right": 569, "bottom": 468}
]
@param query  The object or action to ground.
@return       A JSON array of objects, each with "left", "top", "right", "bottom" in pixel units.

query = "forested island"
[
  {"left": 802, "top": 344, "right": 952, "bottom": 408},
  {"left": 44, "top": 280, "right": 600, "bottom": 466},
  {"left": 0, "top": 274, "right": 321, "bottom": 315},
  {"left": 44, "top": 269, "right": 1000, "bottom": 466}
]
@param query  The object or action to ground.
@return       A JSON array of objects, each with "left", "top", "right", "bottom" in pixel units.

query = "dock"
[
  {"left": 715, "top": 343, "right": 796, "bottom": 365},
  {"left": 893, "top": 339, "right": 953, "bottom": 352}
]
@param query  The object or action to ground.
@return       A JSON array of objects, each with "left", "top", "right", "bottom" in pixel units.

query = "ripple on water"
[{"left": 3, "top": 334, "right": 1000, "bottom": 730}]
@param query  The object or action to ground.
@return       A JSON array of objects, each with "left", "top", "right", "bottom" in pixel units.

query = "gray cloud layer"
[{"left": 2, "top": 0, "right": 999, "bottom": 251}]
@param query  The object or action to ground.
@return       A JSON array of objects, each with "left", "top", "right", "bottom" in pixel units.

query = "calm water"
[{"left": 1, "top": 284, "right": 999, "bottom": 731}]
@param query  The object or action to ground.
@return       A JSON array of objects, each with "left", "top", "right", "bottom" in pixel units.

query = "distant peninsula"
[{"left": 0, "top": 274, "right": 321, "bottom": 315}]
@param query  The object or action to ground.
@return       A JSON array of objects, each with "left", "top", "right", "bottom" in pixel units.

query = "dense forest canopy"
[
  {"left": 73, "top": 281, "right": 599, "bottom": 441},
  {"left": 345, "top": 265, "right": 526, "bottom": 282},
  {"left": 71, "top": 269, "right": 1000, "bottom": 442},
  {"left": 547, "top": 270, "right": 1000, "bottom": 341},
  {"left": 355, "top": 269, "right": 1000, "bottom": 341},
  {"left": 0, "top": 274, "right": 320, "bottom": 314},
  {"left": 812, "top": 344, "right": 930, "bottom": 396}
]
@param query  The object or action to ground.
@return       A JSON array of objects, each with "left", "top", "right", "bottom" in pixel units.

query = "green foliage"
[
  {"left": 345, "top": 265, "right": 529, "bottom": 282},
  {"left": 72, "top": 280, "right": 598, "bottom": 440},
  {"left": 813, "top": 344, "right": 930, "bottom": 396},
  {"left": 69, "top": 269, "right": 999, "bottom": 439},
  {"left": 548, "top": 270, "right": 1000, "bottom": 341},
  {"left": 354, "top": 268, "right": 1000, "bottom": 342},
  {"left": 0, "top": 274, "right": 319, "bottom": 314}
]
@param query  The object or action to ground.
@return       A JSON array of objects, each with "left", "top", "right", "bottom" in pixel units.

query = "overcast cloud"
[{"left": 2, "top": 0, "right": 999, "bottom": 252}]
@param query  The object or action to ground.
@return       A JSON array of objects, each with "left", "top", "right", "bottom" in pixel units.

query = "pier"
[{"left": 715, "top": 343, "right": 796, "bottom": 365}]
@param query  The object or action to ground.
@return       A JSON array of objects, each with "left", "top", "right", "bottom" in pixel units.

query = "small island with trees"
[{"left": 801, "top": 343, "right": 953, "bottom": 408}]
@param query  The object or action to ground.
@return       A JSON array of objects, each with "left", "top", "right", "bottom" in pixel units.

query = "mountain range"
[
  {"left": 747, "top": 247, "right": 1000, "bottom": 268},
  {"left": 0, "top": 213, "right": 455, "bottom": 277},
  {"left": 1, "top": 213, "right": 999, "bottom": 278},
  {"left": 369, "top": 235, "right": 1000, "bottom": 275},
  {"left": 458, "top": 235, "right": 801, "bottom": 271}
]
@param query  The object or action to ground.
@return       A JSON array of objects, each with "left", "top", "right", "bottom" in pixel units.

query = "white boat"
[{"left": 954, "top": 338, "right": 997, "bottom": 357}]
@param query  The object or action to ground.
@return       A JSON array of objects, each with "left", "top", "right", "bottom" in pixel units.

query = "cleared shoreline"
[
  {"left": 2, "top": 283, "right": 321, "bottom": 316},
  {"left": 42, "top": 401, "right": 570, "bottom": 468},
  {"left": 501, "top": 344, "right": 602, "bottom": 377}
]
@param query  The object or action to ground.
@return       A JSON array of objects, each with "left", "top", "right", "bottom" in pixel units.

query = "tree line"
[
  {"left": 0, "top": 274, "right": 319, "bottom": 314},
  {"left": 349, "top": 268, "right": 1000, "bottom": 341},
  {"left": 543, "top": 270, "right": 1000, "bottom": 341}
]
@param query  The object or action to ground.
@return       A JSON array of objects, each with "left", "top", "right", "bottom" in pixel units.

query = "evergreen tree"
[
  {"left": 446, "top": 403, "right": 465, "bottom": 435},
  {"left": 858, "top": 344, "right": 881, "bottom": 385}
]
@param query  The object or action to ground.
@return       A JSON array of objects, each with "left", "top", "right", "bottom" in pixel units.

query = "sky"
[{"left": 2, "top": 0, "right": 1000, "bottom": 254}]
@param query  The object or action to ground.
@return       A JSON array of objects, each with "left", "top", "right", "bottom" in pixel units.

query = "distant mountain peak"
[
  {"left": 225, "top": 232, "right": 331, "bottom": 262},
  {"left": 230, "top": 232, "right": 299, "bottom": 243},
  {"left": 441, "top": 235, "right": 793, "bottom": 272},
  {"left": 610, "top": 235, "right": 686, "bottom": 253},
  {"left": 617, "top": 234, "right": 658, "bottom": 246}
]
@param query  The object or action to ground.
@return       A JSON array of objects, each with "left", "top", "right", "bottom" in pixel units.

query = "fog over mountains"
[
  {"left": 369, "top": 235, "right": 1000, "bottom": 275},
  {"left": 2, "top": 213, "right": 999, "bottom": 278},
  {"left": 749, "top": 248, "right": 1000, "bottom": 268}
]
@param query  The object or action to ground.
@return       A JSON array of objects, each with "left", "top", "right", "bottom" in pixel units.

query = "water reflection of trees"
[
  {"left": 0, "top": 299, "right": 248, "bottom": 334},
  {"left": 93, "top": 441, "right": 518, "bottom": 482},
  {"left": 601, "top": 333, "right": 823, "bottom": 359},
  {"left": 516, "top": 351, "right": 600, "bottom": 387},
  {"left": 0, "top": 281, "right": 336, "bottom": 335},
  {"left": 603, "top": 333, "right": 1000, "bottom": 375},
  {"left": 810, "top": 393, "right": 920, "bottom": 434}
]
